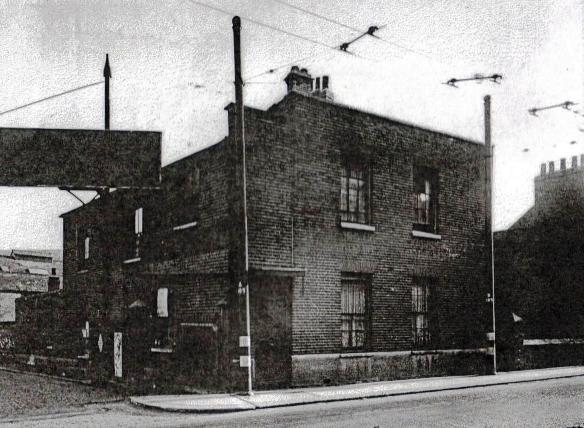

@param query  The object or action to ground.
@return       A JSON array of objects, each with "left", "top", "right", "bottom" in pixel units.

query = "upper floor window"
[
  {"left": 340, "top": 161, "right": 370, "bottom": 224},
  {"left": 341, "top": 273, "right": 369, "bottom": 349},
  {"left": 413, "top": 166, "right": 439, "bottom": 234}
]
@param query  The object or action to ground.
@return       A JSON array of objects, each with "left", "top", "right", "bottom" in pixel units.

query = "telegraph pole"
[
  {"left": 232, "top": 16, "right": 253, "bottom": 396},
  {"left": 484, "top": 95, "right": 497, "bottom": 374},
  {"left": 445, "top": 74, "right": 501, "bottom": 375}
]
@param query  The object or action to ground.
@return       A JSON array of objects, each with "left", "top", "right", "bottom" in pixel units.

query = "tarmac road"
[{"left": 3, "top": 375, "right": 584, "bottom": 427}]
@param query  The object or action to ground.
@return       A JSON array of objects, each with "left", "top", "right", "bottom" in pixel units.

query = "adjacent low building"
[
  {"left": 495, "top": 156, "right": 584, "bottom": 370},
  {"left": 15, "top": 67, "right": 492, "bottom": 391},
  {"left": 0, "top": 250, "right": 61, "bottom": 352}
]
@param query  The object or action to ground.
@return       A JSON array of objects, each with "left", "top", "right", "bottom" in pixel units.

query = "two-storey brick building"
[{"left": 20, "top": 67, "right": 491, "bottom": 391}]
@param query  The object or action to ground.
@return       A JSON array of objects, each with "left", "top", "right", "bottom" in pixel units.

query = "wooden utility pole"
[
  {"left": 484, "top": 95, "right": 497, "bottom": 374},
  {"left": 232, "top": 15, "right": 253, "bottom": 396},
  {"left": 104, "top": 54, "right": 111, "bottom": 130}
]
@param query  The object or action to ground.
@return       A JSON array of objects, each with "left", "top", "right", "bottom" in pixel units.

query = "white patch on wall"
[
  {"left": 113, "top": 332, "right": 122, "bottom": 378},
  {"left": 0, "top": 293, "right": 22, "bottom": 322},
  {"left": 157, "top": 288, "right": 168, "bottom": 318}
]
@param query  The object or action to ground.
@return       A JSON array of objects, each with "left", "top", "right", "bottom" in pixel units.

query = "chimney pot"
[
  {"left": 540, "top": 163, "right": 546, "bottom": 176},
  {"left": 572, "top": 156, "right": 578, "bottom": 169},
  {"left": 322, "top": 76, "right": 329, "bottom": 89},
  {"left": 315, "top": 77, "right": 321, "bottom": 91},
  {"left": 291, "top": 65, "right": 299, "bottom": 72},
  {"left": 548, "top": 161, "right": 555, "bottom": 173},
  {"left": 560, "top": 158, "right": 566, "bottom": 171},
  {"left": 300, "top": 68, "right": 308, "bottom": 74}
]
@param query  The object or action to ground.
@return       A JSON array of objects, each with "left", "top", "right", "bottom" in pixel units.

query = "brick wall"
[
  {"left": 243, "top": 92, "right": 490, "bottom": 355},
  {"left": 44, "top": 83, "right": 490, "bottom": 388}
]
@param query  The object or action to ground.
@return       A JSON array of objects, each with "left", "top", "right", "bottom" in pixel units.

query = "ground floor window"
[
  {"left": 341, "top": 273, "right": 369, "bottom": 349},
  {"left": 412, "top": 277, "right": 435, "bottom": 347}
]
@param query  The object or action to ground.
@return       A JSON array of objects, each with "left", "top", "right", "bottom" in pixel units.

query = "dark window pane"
[{"left": 340, "top": 162, "right": 369, "bottom": 224}]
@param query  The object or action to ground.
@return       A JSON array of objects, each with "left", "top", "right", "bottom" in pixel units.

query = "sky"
[{"left": 0, "top": 0, "right": 582, "bottom": 249}]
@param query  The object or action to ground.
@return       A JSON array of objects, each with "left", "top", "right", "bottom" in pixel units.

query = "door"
[{"left": 251, "top": 277, "right": 293, "bottom": 389}]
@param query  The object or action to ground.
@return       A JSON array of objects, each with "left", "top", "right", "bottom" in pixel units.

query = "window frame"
[
  {"left": 152, "top": 287, "right": 174, "bottom": 350},
  {"left": 413, "top": 165, "right": 439, "bottom": 234},
  {"left": 411, "top": 277, "right": 436, "bottom": 348},
  {"left": 340, "top": 273, "right": 371, "bottom": 351},
  {"left": 340, "top": 160, "right": 372, "bottom": 226}
]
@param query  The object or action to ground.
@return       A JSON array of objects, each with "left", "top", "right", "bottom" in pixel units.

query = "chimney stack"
[
  {"left": 284, "top": 66, "right": 334, "bottom": 101},
  {"left": 284, "top": 66, "right": 313, "bottom": 95}
]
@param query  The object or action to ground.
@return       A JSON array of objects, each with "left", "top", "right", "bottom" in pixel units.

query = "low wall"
[
  {"left": 292, "top": 349, "right": 490, "bottom": 387},
  {"left": 0, "top": 353, "right": 90, "bottom": 380},
  {"left": 520, "top": 341, "right": 584, "bottom": 370}
]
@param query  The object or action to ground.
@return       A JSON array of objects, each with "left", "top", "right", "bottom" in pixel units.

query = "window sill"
[
  {"left": 151, "top": 347, "right": 174, "bottom": 353},
  {"left": 173, "top": 221, "right": 198, "bottom": 231},
  {"left": 77, "top": 269, "right": 88, "bottom": 274},
  {"left": 123, "top": 257, "right": 141, "bottom": 264},
  {"left": 411, "top": 230, "right": 441, "bottom": 240},
  {"left": 339, "top": 351, "right": 372, "bottom": 358},
  {"left": 340, "top": 222, "right": 376, "bottom": 232}
]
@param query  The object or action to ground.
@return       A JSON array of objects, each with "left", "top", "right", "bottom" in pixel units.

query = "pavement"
[{"left": 129, "top": 365, "right": 584, "bottom": 413}]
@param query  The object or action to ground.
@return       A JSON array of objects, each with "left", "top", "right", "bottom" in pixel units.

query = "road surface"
[{"left": 2, "top": 375, "right": 584, "bottom": 427}]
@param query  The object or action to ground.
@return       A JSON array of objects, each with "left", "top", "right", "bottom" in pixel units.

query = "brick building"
[
  {"left": 495, "top": 156, "right": 584, "bottom": 370},
  {"left": 16, "top": 67, "right": 492, "bottom": 391}
]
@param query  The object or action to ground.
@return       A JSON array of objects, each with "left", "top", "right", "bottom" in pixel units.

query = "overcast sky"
[{"left": 0, "top": 0, "right": 582, "bottom": 249}]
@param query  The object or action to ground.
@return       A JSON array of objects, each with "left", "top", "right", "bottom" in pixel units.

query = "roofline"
[
  {"left": 0, "top": 126, "right": 162, "bottom": 136},
  {"left": 272, "top": 91, "right": 484, "bottom": 146},
  {"left": 162, "top": 137, "right": 228, "bottom": 170}
]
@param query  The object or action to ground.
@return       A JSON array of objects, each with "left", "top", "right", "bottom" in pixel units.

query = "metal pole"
[
  {"left": 232, "top": 15, "right": 253, "bottom": 396},
  {"left": 484, "top": 95, "right": 497, "bottom": 374},
  {"left": 103, "top": 54, "right": 111, "bottom": 130}
]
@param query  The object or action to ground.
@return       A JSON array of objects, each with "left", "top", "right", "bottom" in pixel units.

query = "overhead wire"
[
  {"left": 270, "top": 0, "right": 361, "bottom": 34},
  {"left": 185, "top": 0, "right": 339, "bottom": 51},
  {"left": 244, "top": 51, "right": 335, "bottom": 82},
  {"left": 270, "top": 0, "right": 437, "bottom": 61},
  {"left": 0, "top": 81, "right": 104, "bottom": 117},
  {"left": 185, "top": 0, "right": 381, "bottom": 68},
  {"left": 268, "top": 0, "right": 485, "bottom": 72}
]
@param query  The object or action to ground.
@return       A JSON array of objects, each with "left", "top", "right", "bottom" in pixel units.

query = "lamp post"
[{"left": 445, "top": 74, "right": 502, "bottom": 374}]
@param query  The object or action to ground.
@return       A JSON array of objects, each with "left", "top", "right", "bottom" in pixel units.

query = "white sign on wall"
[
  {"left": 113, "top": 332, "right": 122, "bottom": 378},
  {"left": 157, "top": 288, "right": 169, "bottom": 318}
]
